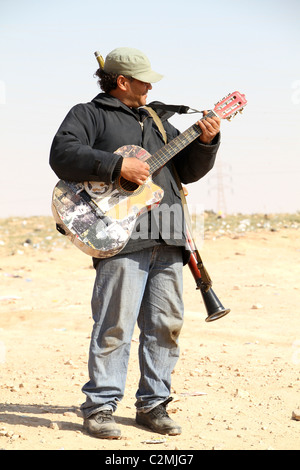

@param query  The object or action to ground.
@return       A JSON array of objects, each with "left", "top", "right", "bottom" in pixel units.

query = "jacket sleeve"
[
  {"left": 49, "top": 104, "right": 121, "bottom": 183},
  {"left": 163, "top": 120, "right": 220, "bottom": 184}
]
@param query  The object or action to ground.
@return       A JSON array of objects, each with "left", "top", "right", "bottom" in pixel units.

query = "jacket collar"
[
  {"left": 91, "top": 93, "right": 164, "bottom": 149},
  {"left": 92, "top": 92, "right": 141, "bottom": 119}
]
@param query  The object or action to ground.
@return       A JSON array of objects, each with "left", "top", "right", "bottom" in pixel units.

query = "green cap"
[{"left": 103, "top": 47, "right": 163, "bottom": 83}]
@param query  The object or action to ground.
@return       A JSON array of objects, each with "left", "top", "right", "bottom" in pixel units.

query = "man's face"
[{"left": 123, "top": 78, "right": 152, "bottom": 108}]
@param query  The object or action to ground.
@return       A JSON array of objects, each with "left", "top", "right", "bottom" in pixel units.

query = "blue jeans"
[{"left": 81, "top": 245, "right": 184, "bottom": 418}]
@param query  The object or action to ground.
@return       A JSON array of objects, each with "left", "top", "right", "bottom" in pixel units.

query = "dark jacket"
[{"left": 49, "top": 93, "right": 220, "bottom": 262}]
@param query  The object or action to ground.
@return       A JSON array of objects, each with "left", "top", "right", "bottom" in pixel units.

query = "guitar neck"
[{"left": 148, "top": 110, "right": 216, "bottom": 175}]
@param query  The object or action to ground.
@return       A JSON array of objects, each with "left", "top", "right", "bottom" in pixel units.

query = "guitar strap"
[
  {"left": 144, "top": 105, "right": 212, "bottom": 290},
  {"left": 146, "top": 101, "right": 203, "bottom": 120}
]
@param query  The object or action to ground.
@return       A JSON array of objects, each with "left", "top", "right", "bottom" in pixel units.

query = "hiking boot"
[
  {"left": 83, "top": 410, "right": 121, "bottom": 439},
  {"left": 136, "top": 398, "right": 182, "bottom": 435}
]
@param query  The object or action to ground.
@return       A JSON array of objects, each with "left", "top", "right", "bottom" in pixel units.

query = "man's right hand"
[{"left": 120, "top": 157, "right": 150, "bottom": 185}]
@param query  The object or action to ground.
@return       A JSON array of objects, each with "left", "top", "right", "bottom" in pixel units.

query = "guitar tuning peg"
[
  {"left": 239, "top": 108, "right": 243, "bottom": 113},
  {"left": 226, "top": 116, "right": 232, "bottom": 121}
]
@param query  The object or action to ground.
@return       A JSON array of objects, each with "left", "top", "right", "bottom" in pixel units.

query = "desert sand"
[{"left": 0, "top": 214, "right": 299, "bottom": 451}]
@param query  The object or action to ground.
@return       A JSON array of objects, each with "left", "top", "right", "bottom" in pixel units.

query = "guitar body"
[{"left": 51, "top": 145, "right": 164, "bottom": 258}]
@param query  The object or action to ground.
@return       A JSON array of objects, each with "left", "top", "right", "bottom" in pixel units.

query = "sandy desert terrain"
[{"left": 0, "top": 213, "right": 299, "bottom": 451}]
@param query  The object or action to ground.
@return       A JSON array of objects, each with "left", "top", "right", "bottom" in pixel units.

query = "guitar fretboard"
[{"left": 148, "top": 110, "right": 216, "bottom": 174}]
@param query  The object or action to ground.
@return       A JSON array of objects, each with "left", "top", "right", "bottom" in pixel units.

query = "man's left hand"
[{"left": 197, "top": 111, "right": 221, "bottom": 144}]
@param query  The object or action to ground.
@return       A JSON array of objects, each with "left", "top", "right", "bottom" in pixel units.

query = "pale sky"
[{"left": 0, "top": 0, "right": 299, "bottom": 217}]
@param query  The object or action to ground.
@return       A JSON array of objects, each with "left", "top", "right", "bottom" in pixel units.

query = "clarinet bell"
[{"left": 200, "top": 287, "right": 231, "bottom": 322}]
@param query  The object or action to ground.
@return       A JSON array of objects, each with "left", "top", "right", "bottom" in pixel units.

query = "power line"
[{"left": 207, "top": 158, "right": 233, "bottom": 214}]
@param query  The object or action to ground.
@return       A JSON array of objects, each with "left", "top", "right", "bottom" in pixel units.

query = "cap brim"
[{"left": 131, "top": 70, "right": 163, "bottom": 83}]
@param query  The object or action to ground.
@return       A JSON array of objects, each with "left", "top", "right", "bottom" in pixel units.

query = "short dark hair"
[
  {"left": 95, "top": 68, "right": 134, "bottom": 93},
  {"left": 95, "top": 68, "right": 118, "bottom": 93}
]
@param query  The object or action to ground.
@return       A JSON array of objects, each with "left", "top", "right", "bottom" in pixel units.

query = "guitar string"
[
  {"left": 119, "top": 127, "right": 201, "bottom": 193},
  {"left": 119, "top": 111, "right": 216, "bottom": 192},
  {"left": 119, "top": 126, "right": 202, "bottom": 192},
  {"left": 148, "top": 124, "right": 202, "bottom": 174}
]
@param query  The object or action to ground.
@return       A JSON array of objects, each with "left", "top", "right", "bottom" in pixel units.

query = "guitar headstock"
[{"left": 213, "top": 91, "right": 247, "bottom": 121}]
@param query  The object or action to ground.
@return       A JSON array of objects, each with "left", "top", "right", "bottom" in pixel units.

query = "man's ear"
[{"left": 116, "top": 75, "right": 130, "bottom": 91}]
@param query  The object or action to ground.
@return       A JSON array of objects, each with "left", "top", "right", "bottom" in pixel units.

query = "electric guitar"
[{"left": 51, "top": 91, "right": 247, "bottom": 258}]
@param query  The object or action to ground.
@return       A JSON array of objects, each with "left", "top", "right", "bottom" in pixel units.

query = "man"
[{"left": 49, "top": 47, "right": 221, "bottom": 439}]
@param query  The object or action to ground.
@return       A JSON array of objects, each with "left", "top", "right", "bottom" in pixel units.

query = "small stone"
[
  {"left": 49, "top": 422, "right": 60, "bottom": 430},
  {"left": 64, "top": 360, "right": 74, "bottom": 366},
  {"left": 251, "top": 303, "right": 263, "bottom": 309},
  {"left": 292, "top": 409, "right": 300, "bottom": 421},
  {"left": 63, "top": 411, "right": 77, "bottom": 417},
  {"left": 234, "top": 388, "right": 250, "bottom": 398}
]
